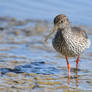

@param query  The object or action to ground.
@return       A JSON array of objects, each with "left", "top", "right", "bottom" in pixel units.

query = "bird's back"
[{"left": 71, "top": 27, "right": 88, "bottom": 39}]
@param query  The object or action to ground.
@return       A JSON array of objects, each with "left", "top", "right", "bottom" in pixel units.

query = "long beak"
[{"left": 45, "top": 25, "right": 57, "bottom": 42}]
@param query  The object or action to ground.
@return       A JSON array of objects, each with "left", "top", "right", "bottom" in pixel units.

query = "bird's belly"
[{"left": 52, "top": 39, "right": 87, "bottom": 57}]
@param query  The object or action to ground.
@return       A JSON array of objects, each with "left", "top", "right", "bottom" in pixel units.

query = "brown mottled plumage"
[
  {"left": 45, "top": 14, "right": 90, "bottom": 78},
  {"left": 52, "top": 15, "right": 90, "bottom": 57}
]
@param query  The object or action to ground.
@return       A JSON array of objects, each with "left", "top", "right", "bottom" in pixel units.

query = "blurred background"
[
  {"left": 1, "top": 0, "right": 92, "bottom": 26},
  {"left": 0, "top": 0, "right": 92, "bottom": 92}
]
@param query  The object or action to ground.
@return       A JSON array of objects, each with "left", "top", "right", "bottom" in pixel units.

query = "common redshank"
[{"left": 45, "top": 14, "right": 90, "bottom": 78}]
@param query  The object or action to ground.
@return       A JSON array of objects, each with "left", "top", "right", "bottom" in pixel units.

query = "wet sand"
[{"left": 0, "top": 17, "right": 92, "bottom": 92}]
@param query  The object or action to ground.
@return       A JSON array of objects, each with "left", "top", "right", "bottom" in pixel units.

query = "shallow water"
[{"left": 0, "top": 17, "right": 92, "bottom": 92}]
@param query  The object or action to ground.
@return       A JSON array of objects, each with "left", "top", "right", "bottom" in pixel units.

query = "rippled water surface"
[
  {"left": 0, "top": 0, "right": 92, "bottom": 92},
  {"left": 0, "top": 17, "right": 91, "bottom": 92}
]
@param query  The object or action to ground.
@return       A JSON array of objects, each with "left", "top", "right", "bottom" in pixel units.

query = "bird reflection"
[{"left": 67, "top": 68, "right": 79, "bottom": 87}]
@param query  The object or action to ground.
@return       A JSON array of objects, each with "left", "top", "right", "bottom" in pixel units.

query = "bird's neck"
[{"left": 61, "top": 25, "right": 72, "bottom": 36}]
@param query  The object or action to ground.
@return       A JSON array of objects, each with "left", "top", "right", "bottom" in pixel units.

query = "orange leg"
[
  {"left": 76, "top": 56, "right": 80, "bottom": 71},
  {"left": 65, "top": 56, "right": 71, "bottom": 78}
]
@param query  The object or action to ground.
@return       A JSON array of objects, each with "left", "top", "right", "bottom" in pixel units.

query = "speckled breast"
[{"left": 52, "top": 30, "right": 89, "bottom": 57}]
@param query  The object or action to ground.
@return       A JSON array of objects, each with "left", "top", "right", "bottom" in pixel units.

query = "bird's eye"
[
  {"left": 60, "top": 20, "right": 63, "bottom": 23},
  {"left": 58, "top": 20, "right": 63, "bottom": 24}
]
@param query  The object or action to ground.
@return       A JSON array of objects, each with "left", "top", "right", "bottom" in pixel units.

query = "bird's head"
[
  {"left": 45, "top": 14, "right": 70, "bottom": 42},
  {"left": 54, "top": 14, "right": 70, "bottom": 30}
]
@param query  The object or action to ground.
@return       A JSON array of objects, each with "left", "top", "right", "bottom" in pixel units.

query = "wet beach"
[{"left": 0, "top": 16, "right": 91, "bottom": 92}]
